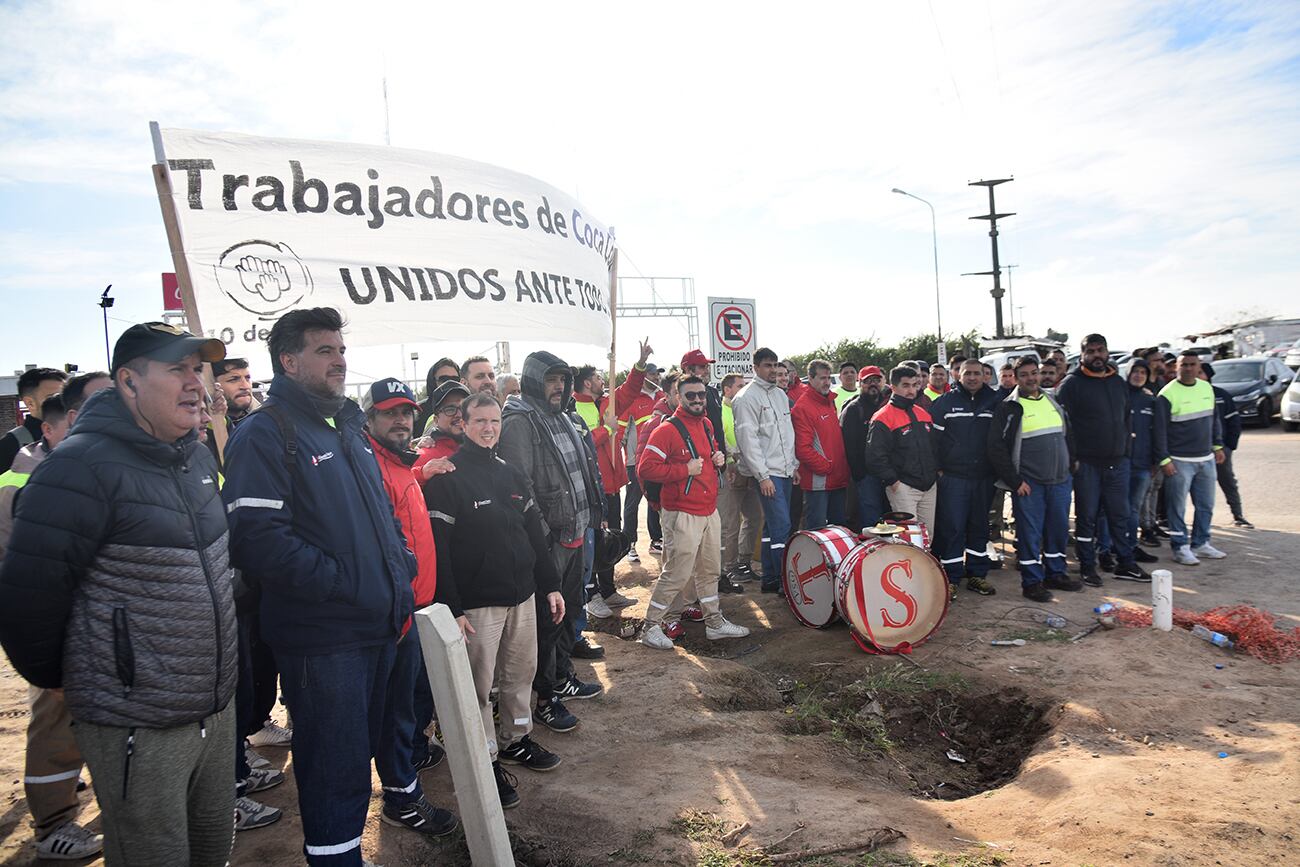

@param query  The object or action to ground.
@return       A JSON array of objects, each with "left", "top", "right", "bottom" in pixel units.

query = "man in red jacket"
[
  {"left": 621, "top": 341, "right": 664, "bottom": 564},
  {"left": 362, "top": 379, "right": 458, "bottom": 837},
  {"left": 636, "top": 376, "right": 751, "bottom": 650},
  {"left": 793, "top": 359, "right": 850, "bottom": 528}
]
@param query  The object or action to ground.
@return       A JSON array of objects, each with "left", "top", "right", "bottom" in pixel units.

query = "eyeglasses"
[
  {"left": 437, "top": 405, "right": 463, "bottom": 417},
  {"left": 681, "top": 391, "right": 706, "bottom": 401}
]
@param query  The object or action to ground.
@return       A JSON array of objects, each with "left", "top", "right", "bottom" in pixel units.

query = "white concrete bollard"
[
  {"left": 414, "top": 603, "right": 514, "bottom": 866},
  {"left": 1151, "top": 569, "right": 1173, "bottom": 632}
]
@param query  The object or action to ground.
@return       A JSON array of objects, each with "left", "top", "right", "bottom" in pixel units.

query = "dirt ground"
[{"left": 0, "top": 427, "right": 1296, "bottom": 867}]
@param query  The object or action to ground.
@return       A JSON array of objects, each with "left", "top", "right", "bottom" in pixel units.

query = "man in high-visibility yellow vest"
[
  {"left": 988, "top": 356, "right": 1079, "bottom": 604},
  {"left": 1155, "top": 350, "right": 1226, "bottom": 565}
]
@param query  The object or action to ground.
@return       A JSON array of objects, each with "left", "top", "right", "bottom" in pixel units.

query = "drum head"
[
  {"left": 783, "top": 526, "right": 856, "bottom": 628},
  {"left": 839, "top": 540, "right": 949, "bottom": 652}
]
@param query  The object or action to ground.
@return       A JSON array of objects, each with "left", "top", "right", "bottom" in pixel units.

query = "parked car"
[
  {"left": 1282, "top": 376, "right": 1300, "bottom": 432},
  {"left": 1284, "top": 336, "right": 1300, "bottom": 370},
  {"left": 1210, "top": 357, "right": 1293, "bottom": 427}
]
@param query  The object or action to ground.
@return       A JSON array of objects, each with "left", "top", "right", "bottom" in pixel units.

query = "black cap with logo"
[{"left": 110, "top": 322, "right": 226, "bottom": 374}]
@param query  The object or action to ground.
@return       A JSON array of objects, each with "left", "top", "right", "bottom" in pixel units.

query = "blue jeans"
[
  {"left": 623, "top": 466, "right": 661, "bottom": 547},
  {"left": 758, "top": 476, "right": 793, "bottom": 589},
  {"left": 376, "top": 631, "right": 426, "bottom": 808},
  {"left": 1011, "top": 480, "right": 1071, "bottom": 588},
  {"left": 933, "top": 475, "right": 993, "bottom": 582},
  {"left": 854, "top": 475, "right": 888, "bottom": 528},
  {"left": 278, "top": 642, "right": 396, "bottom": 866},
  {"left": 1073, "top": 461, "right": 1134, "bottom": 569},
  {"left": 575, "top": 527, "right": 595, "bottom": 638},
  {"left": 1164, "top": 459, "right": 1216, "bottom": 549},
  {"left": 801, "top": 488, "right": 846, "bottom": 530}
]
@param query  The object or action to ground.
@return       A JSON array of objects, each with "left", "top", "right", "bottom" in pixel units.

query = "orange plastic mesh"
[{"left": 1112, "top": 604, "right": 1300, "bottom": 664}]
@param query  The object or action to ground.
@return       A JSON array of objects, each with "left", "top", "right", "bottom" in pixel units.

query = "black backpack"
[{"left": 643, "top": 416, "right": 719, "bottom": 510}]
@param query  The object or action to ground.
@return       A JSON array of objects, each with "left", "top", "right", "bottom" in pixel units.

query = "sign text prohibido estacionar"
[
  {"left": 153, "top": 125, "right": 616, "bottom": 353},
  {"left": 708, "top": 297, "right": 757, "bottom": 380}
]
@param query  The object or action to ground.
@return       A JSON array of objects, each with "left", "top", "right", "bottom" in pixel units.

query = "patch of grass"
[
  {"left": 697, "top": 843, "right": 771, "bottom": 866},
  {"left": 672, "top": 809, "right": 728, "bottom": 843},
  {"left": 856, "top": 854, "right": 1006, "bottom": 867},
  {"left": 785, "top": 663, "right": 966, "bottom": 757}
]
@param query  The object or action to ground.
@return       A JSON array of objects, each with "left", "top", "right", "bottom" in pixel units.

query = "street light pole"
[
  {"left": 892, "top": 188, "right": 943, "bottom": 354},
  {"left": 98, "top": 285, "right": 114, "bottom": 368}
]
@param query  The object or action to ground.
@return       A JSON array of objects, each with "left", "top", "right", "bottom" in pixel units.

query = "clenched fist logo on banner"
[{"left": 213, "top": 240, "right": 314, "bottom": 318}]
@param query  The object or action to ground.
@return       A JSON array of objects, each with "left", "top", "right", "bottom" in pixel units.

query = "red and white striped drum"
[
  {"left": 886, "top": 520, "right": 930, "bottom": 551},
  {"left": 782, "top": 525, "right": 858, "bottom": 628},
  {"left": 834, "top": 537, "right": 949, "bottom": 654}
]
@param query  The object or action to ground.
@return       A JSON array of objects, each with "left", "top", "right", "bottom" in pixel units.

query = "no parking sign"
[{"left": 708, "top": 297, "right": 757, "bottom": 379}]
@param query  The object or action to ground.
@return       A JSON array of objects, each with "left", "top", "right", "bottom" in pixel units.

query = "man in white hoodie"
[{"left": 731, "top": 347, "right": 799, "bottom": 593}]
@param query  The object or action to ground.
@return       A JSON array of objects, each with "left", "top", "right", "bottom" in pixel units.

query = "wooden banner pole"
[
  {"left": 605, "top": 250, "right": 619, "bottom": 468},
  {"left": 151, "top": 162, "right": 228, "bottom": 461}
]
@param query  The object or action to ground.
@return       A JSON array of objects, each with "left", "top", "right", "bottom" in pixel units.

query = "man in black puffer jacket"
[{"left": 0, "top": 322, "right": 238, "bottom": 867}]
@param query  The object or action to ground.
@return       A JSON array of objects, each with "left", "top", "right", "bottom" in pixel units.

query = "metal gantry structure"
[{"left": 615, "top": 276, "right": 699, "bottom": 349}]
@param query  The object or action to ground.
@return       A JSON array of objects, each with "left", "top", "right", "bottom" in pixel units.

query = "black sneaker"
[
  {"left": 414, "top": 743, "right": 446, "bottom": 772},
  {"left": 1080, "top": 568, "right": 1104, "bottom": 588},
  {"left": 1233, "top": 516, "right": 1255, "bottom": 529},
  {"left": 1154, "top": 525, "right": 1172, "bottom": 539},
  {"left": 1022, "top": 582, "right": 1054, "bottom": 603},
  {"left": 729, "top": 564, "right": 756, "bottom": 582},
  {"left": 535, "top": 697, "right": 578, "bottom": 732},
  {"left": 1114, "top": 563, "right": 1152, "bottom": 583},
  {"left": 499, "top": 735, "right": 562, "bottom": 772},
  {"left": 1139, "top": 531, "right": 1161, "bottom": 548},
  {"left": 493, "top": 761, "right": 520, "bottom": 810},
  {"left": 571, "top": 637, "right": 605, "bottom": 660},
  {"left": 1133, "top": 547, "right": 1159, "bottom": 563},
  {"left": 719, "top": 574, "right": 746, "bottom": 594},
  {"left": 965, "top": 576, "right": 996, "bottom": 596},
  {"left": 1098, "top": 552, "right": 1117, "bottom": 573},
  {"left": 380, "top": 797, "right": 459, "bottom": 837},
  {"left": 760, "top": 582, "right": 782, "bottom": 594},
  {"left": 556, "top": 674, "right": 603, "bottom": 700},
  {"left": 649, "top": 540, "right": 664, "bottom": 554},
  {"left": 1044, "top": 574, "right": 1085, "bottom": 592}
]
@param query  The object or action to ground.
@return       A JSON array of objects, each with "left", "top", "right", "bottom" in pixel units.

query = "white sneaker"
[
  {"left": 626, "top": 549, "right": 640, "bottom": 564},
  {"left": 705, "top": 619, "right": 751, "bottom": 640},
  {"left": 585, "top": 595, "right": 614, "bottom": 619},
  {"left": 1173, "top": 546, "right": 1200, "bottom": 566},
  {"left": 640, "top": 624, "right": 674, "bottom": 650},
  {"left": 1192, "top": 543, "right": 1227, "bottom": 560},
  {"left": 235, "top": 795, "right": 282, "bottom": 831},
  {"left": 247, "top": 721, "right": 292, "bottom": 747},
  {"left": 35, "top": 822, "right": 103, "bottom": 860}
]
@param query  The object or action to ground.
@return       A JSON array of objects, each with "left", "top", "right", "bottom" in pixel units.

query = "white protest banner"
[
  {"left": 708, "top": 297, "right": 757, "bottom": 379},
  {"left": 152, "top": 125, "right": 615, "bottom": 354}
]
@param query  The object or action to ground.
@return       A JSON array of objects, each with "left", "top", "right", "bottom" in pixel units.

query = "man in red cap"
[
  {"left": 361, "top": 378, "right": 458, "bottom": 837},
  {"left": 681, "top": 350, "right": 727, "bottom": 461},
  {"left": 839, "top": 365, "right": 891, "bottom": 527}
]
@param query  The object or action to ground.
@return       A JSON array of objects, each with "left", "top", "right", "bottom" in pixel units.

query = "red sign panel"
[{"left": 161, "top": 273, "right": 183, "bottom": 312}]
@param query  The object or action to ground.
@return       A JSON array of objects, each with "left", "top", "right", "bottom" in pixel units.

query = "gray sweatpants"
[{"left": 74, "top": 703, "right": 235, "bottom": 867}]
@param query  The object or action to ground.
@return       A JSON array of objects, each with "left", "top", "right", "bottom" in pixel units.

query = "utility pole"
[
  {"left": 963, "top": 178, "right": 1015, "bottom": 338},
  {"left": 1004, "top": 264, "right": 1018, "bottom": 334}
]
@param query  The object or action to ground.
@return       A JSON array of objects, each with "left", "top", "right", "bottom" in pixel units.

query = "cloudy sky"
[{"left": 2, "top": 1, "right": 1297, "bottom": 383}]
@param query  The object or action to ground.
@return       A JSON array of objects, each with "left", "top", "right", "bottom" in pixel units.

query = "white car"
[
  {"left": 1284, "top": 336, "right": 1300, "bottom": 370},
  {"left": 1283, "top": 376, "right": 1300, "bottom": 432}
]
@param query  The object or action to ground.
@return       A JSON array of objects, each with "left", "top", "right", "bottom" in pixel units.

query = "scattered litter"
[
  {"left": 1215, "top": 663, "right": 1225, "bottom": 670},
  {"left": 1093, "top": 603, "right": 1116, "bottom": 615},
  {"left": 991, "top": 639, "right": 1026, "bottom": 647},
  {"left": 1218, "top": 752, "right": 1229, "bottom": 758},
  {"left": 946, "top": 749, "right": 967, "bottom": 764},
  {"left": 1112, "top": 604, "right": 1300, "bottom": 663}
]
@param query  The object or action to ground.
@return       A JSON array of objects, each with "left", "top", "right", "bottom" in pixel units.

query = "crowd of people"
[{"left": 0, "top": 312, "right": 1253, "bottom": 866}]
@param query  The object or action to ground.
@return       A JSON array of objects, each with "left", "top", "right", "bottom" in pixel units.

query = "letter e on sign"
[{"left": 714, "top": 305, "right": 752, "bottom": 351}]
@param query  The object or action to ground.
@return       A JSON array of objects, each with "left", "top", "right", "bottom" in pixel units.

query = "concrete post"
[{"left": 415, "top": 603, "right": 514, "bottom": 865}]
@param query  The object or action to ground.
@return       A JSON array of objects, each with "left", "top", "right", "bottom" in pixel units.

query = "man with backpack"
[{"left": 636, "top": 376, "right": 751, "bottom": 650}]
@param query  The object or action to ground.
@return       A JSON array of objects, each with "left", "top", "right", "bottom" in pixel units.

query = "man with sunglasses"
[{"left": 637, "top": 377, "right": 751, "bottom": 649}]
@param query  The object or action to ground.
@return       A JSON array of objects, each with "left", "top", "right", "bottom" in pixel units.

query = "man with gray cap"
[
  {"left": 499, "top": 351, "right": 605, "bottom": 733},
  {"left": 0, "top": 322, "right": 237, "bottom": 866}
]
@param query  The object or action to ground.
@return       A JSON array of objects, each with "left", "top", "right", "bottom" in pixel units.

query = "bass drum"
[
  {"left": 835, "top": 537, "right": 949, "bottom": 654},
  {"left": 782, "top": 525, "right": 858, "bottom": 628}
]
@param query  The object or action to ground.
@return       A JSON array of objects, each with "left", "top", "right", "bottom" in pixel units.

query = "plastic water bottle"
[
  {"left": 1093, "top": 603, "right": 1115, "bottom": 615},
  {"left": 1031, "top": 611, "right": 1067, "bottom": 629},
  {"left": 1191, "top": 624, "right": 1233, "bottom": 649}
]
